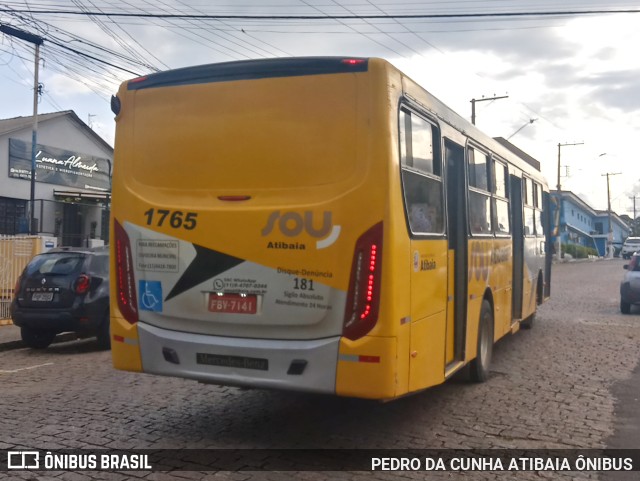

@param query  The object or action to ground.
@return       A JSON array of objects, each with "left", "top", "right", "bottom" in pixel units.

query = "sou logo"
[{"left": 261, "top": 211, "right": 341, "bottom": 249}]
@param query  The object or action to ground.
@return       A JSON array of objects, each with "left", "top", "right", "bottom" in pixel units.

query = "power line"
[
  {"left": 1, "top": 8, "right": 640, "bottom": 19},
  {"left": 299, "top": 0, "right": 407, "bottom": 58},
  {"left": 45, "top": 37, "right": 141, "bottom": 75}
]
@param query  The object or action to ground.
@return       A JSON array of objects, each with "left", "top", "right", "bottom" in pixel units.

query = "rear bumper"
[
  {"left": 11, "top": 303, "right": 103, "bottom": 332},
  {"left": 137, "top": 322, "right": 340, "bottom": 394}
]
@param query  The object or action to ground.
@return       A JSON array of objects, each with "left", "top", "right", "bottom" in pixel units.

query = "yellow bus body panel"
[
  {"left": 110, "top": 315, "right": 143, "bottom": 372},
  {"left": 409, "top": 311, "right": 446, "bottom": 391},
  {"left": 336, "top": 335, "right": 400, "bottom": 399},
  {"left": 408, "top": 239, "right": 448, "bottom": 391}
]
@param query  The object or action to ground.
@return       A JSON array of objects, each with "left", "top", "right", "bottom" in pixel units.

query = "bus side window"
[
  {"left": 468, "top": 147, "right": 491, "bottom": 235},
  {"left": 534, "top": 182, "right": 544, "bottom": 235},
  {"left": 469, "top": 191, "right": 491, "bottom": 234},
  {"left": 403, "top": 170, "right": 444, "bottom": 234},
  {"left": 522, "top": 177, "right": 536, "bottom": 236},
  {"left": 492, "top": 160, "right": 510, "bottom": 235},
  {"left": 399, "top": 107, "right": 443, "bottom": 235}
]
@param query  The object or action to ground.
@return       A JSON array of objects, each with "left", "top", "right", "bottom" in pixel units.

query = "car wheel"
[
  {"left": 96, "top": 311, "right": 111, "bottom": 350},
  {"left": 21, "top": 327, "right": 56, "bottom": 349},
  {"left": 469, "top": 300, "right": 493, "bottom": 383},
  {"left": 621, "top": 299, "right": 631, "bottom": 314}
]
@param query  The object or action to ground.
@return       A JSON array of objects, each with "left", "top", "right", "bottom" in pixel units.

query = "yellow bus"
[{"left": 109, "top": 57, "right": 551, "bottom": 400}]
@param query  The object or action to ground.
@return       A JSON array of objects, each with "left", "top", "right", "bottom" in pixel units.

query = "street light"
[{"left": 507, "top": 118, "right": 537, "bottom": 140}]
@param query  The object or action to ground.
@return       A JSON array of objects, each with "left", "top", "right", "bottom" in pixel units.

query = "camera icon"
[{"left": 7, "top": 451, "right": 39, "bottom": 469}]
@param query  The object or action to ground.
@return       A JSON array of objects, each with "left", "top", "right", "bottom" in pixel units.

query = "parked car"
[
  {"left": 620, "top": 253, "right": 640, "bottom": 314},
  {"left": 11, "top": 246, "right": 110, "bottom": 349},
  {"left": 621, "top": 237, "right": 640, "bottom": 259}
]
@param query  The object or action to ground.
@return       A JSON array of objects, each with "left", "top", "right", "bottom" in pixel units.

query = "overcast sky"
[{"left": 1, "top": 1, "right": 639, "bottom": 216}]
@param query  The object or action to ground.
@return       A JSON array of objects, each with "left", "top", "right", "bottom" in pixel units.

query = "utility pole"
[
  {"left": 555, "top": 141, "right": 584, "bottom": 259},
  {"left": 602, "top": 172, "right": 622, "bottom": 257},
  {"left": 0, "top": 25, "right": 44, "bottom": 234},
  {"left": 470, "top": 94, "right": 509, "bottom": 125},
  {"left": 630, "top": 195, "right": 638, "bottom": 235}
]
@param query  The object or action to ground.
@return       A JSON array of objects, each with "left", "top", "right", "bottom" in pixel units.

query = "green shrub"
[{"left": 562, "top": 243, "right": 598, "bottom": 259}]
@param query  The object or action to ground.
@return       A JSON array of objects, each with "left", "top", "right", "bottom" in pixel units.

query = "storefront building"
[{"left": 0, "top": 111, "right": 113, "bottom": 246}]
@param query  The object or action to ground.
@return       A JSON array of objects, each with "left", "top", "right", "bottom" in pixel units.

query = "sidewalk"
[{"left": 0, "top": 323, "right": 25, "bottom": 351}]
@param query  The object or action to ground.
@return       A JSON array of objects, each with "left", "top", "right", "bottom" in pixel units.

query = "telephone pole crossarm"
[{"left": 470, "top": 94, "right": 509, "bottom": 125}]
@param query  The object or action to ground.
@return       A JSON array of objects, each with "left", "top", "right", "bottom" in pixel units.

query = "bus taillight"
[
  {"left": 114, "top": 219, "right": 139, "bottom": 324},
  {"left": 343, "top": 222, "right": 383, "bottom": 340}
]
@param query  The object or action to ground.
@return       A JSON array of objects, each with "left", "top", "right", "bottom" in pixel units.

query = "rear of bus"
[{"left": 110, "top": 57, "right": 406, "bottom": 399}]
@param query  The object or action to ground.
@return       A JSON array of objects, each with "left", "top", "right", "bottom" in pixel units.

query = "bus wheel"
[{"left": 470, "top": 300, "right": 493, "bottom": 383}]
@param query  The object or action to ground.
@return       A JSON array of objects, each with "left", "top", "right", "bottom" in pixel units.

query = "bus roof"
[{"left": 126, "top": 57, "right": 369, "bottom": 91}]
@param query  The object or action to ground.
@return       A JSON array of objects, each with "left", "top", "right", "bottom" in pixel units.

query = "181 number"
[
  {"left": 144, "top": 209, "right": 198, "bottom": 230},
  {"left": 293, "top": 278, "right": 315, "bottom": 291}
]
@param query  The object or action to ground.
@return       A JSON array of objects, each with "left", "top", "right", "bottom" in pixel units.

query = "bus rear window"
[{"left": 130, "top": 74, "right": 360, "bottom": 190}]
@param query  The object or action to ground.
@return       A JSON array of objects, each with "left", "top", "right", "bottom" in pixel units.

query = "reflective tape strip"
[
  {"left": 113, "top": 334, "right": 139, "bottom": 346},
  {"left": 339, "top": 354, "right": 380, "bottom": 363}
]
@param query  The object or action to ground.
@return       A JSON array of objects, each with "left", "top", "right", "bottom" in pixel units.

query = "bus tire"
[{"left": 470, "top": 300, "right": 493, "bottom": 383}]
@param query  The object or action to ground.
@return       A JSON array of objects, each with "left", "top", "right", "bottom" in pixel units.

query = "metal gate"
[{"left": 0, "top": 235, "right": 48, "bottom": 322}]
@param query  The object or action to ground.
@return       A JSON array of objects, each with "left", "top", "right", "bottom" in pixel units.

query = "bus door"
[
  {"left": 444, "top": 139, "right": 468, "bottom": 367},
  {"left": 543, "top": 191, "right": 552, "bottom": 300},
  {"left": 510, "top": 175, "right": 524, "bottom": 321}
]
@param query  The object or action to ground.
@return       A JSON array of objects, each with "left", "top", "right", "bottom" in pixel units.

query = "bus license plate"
[
  {"left": 208, "top": 293, "right": 257, "bottom": 314},
  {"left": 32, "top": 292, "right": 53, "bottom": 302},
  {"left": 196, "top": 353, "right": 268, "bottom": 371}
]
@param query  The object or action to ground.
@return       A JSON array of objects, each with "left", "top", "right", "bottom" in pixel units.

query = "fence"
[{"left": 0, "top": 235, "right": 51, "bottom": 322}]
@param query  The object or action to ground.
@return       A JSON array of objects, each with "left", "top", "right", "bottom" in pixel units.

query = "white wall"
[{"left": 0, "top": 113, "right": 113, "bottom": 242}]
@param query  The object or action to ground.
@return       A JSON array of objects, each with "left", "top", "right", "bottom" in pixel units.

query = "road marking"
[{"left": 0, "top": 362, "right": 54, "bottom": 374}]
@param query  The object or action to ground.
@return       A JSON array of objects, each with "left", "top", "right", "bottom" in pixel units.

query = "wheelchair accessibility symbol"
[{"left": 139, "top": 280, "right": 163, "bottom": 312}]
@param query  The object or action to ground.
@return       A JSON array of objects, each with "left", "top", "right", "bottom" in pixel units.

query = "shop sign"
[{"left": 8, "top": 138, "right": 111, "bottom": 191}]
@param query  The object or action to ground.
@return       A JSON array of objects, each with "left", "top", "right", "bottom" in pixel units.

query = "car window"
[
  {"left": 25, "top": 253, "right": 85, "bottom": 276},
  {"left": 90, "top": 255, "right": 110, "bottom": 275}
]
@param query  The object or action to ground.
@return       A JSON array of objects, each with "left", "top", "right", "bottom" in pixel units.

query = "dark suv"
[{"left": 11, "top": 246, "right": 110, "bottom": 349}]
